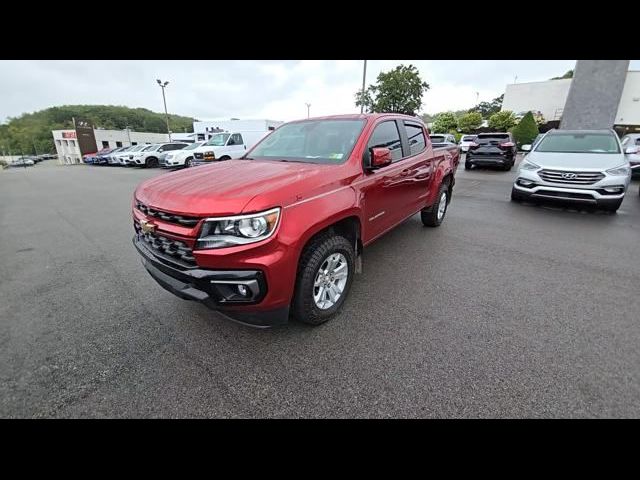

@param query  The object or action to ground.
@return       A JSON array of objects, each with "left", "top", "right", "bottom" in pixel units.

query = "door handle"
[{"left": 400, "top": 169, "right": 410, "bottom": 176}]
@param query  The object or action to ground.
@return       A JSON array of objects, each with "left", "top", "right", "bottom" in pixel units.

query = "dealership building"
[
  {"left": 52, "top": 128, "right": 171, "bottom": 165},
  {"left": 502, "top": 70, "right": 640, "bottom": 135}
]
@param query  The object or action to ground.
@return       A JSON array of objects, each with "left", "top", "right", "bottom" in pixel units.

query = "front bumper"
[
  {"left": 513, "top": 168, "right": 629, "bottom": 205},
  {"left": 133, "top": 235, "right": 289, "bottom": 327}
]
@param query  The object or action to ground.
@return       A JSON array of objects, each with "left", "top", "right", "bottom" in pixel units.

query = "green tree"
[
  {"left": 550, "top": 69, "right": 574, "bottom": 80},
  {"left": 468, "top": 94, "right": 503, "bottom": 118},
  {"left": 432, "top": 112, "right": 458, "bottom": 133},
  {"left": 510, "top": 111, "right": 539, "bottom": 148},
  {"left": 457, "top": 111, "right": 483, "bottom": 133},
  {"left": 355, "top": 64, "right": 429, "bottom": 115},
  {"left": 488, "top": 110, "right": 517, "bottom": 131}
]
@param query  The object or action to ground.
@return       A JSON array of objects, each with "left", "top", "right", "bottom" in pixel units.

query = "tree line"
[{"left": 0, "top": 105, "right": 195, "bottom": 156}]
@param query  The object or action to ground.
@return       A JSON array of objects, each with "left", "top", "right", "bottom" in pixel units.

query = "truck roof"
[{"left": 297, "top": 113, "right": 425, "bottom": 122}]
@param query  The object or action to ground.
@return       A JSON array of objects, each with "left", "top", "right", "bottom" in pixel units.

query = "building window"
[
  {"left": 132, "top": 142, "right": 138, "bottom": 146},
  {"left": 116, "top": 141, "right": 123, "bottom": 148},
  {"left": 56, "top": 140, "right": 61, "bottom": 146},
  {"left": 102, "top": 141, "right": 109, "bottom": 148},
  {"left": 63, "top": 140, "right": 68, "bottom": 146},
  {"left": 70, "top": 140, "right": 76, "bottom": 147}
]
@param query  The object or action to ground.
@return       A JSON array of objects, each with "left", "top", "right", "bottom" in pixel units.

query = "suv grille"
[
  {"left": 538, "top": 169, "right": 605, "bottom": 185},
  {"left": 134, "top": 222, "right": 196, "bottom": 267},
  {"left": 136, "top": 201, "right": 200, "bottom": 227}
]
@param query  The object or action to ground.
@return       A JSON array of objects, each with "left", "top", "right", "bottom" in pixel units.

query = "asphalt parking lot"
[{"left": 1, "top": 158, "right": 639, "bottom": 418}]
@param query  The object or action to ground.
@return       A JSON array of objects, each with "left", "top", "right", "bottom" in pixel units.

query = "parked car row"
[
  {"left": 84, "top": 129, "right": 272, "bottom": 170},
  {"left": 3, "top": 154, "right": 55, "bottom": 168}
]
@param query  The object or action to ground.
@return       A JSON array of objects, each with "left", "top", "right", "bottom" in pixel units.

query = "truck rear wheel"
[
  {"left": 292, "top": 233, "right": 355, "bottom": 326},
  {"left": 421, "top": 183, "right": 449, "bottom": 227}
]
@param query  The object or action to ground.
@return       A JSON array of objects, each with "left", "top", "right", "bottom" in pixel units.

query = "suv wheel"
[
  {"left": 184, "top": 157, "right": 192, "bottom": 168},
  {"left": 292, "top": 233, "right": 355, "bottom": 326},
  {"left": 146, "top": 157, "right": 159, "bottom": 168},
  {"left": 464, "top": 161, "right": 472, "bottom": 170},
  {"left": 421, "top": 182, "right": 449, "bottom": 227}
]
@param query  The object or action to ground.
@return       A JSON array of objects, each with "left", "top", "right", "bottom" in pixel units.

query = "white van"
[{"left": 191, "top": 131, "right": 270, "bottom": 164}]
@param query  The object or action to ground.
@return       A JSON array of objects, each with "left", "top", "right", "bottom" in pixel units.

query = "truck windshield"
[
  {"left": 183, "top": 142, "right": 203, "bottom": 150},
  {"left": 536, "top": 133, "right": 620, "bottom": 154},
  {"left": 206, "top": 134, "right": 230, "bottom": 146},
  {"left": 247, "top": 119, "right": 366, "bottom": 164}
]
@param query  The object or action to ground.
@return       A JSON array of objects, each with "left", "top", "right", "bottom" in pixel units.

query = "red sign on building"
[{"left": 62, "top": 131, "right": 77, "bottom": 139}]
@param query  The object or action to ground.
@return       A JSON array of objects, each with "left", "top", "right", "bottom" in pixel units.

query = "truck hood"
[
  {"left": 525, "top": 151, "right": 627, "bottom": 170},
  {"left": 135, "top": 159, "right": 347, "bottom": 216}
]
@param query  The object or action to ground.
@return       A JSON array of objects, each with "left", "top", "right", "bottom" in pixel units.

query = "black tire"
[
  {"left": 292, "top": 233, "right": 355, "bottom": 326},
  {"left": 601, "top": 199, "right": 623, "bottom": 213},
  {"left": 184, "top": 157, "right": 192, "bottom": 168},
  {"left": 503, "top": 163, "right": 512, "bottom": 171},
  {"left": 464, "top": 161, "right": 472, "bottom": 170},
  {"left": 421, "top": 182, "right": 450, "bottom": 227},
  {"left": 146, "top": 157, "right": 159, "bottom": 168},
  {"left": 219, "top": 156, "right": 231, "bottom": 161}
]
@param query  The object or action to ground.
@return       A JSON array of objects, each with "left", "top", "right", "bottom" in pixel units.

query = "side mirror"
[
  {"left": 625, "top": 146, "right": 639, "bottom": 155},
  {"left": 522, "top": 144, "right": 532, "bottom": 152},
  {"left": 367, "top": 147, "right": 392, "bottom": 169}
]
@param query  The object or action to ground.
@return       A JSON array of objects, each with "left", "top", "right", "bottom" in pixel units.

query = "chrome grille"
[
  {"left": 538, "top": 169, "right": 604, "bottom": 185},
  {"left": 135, "top": 222, "right": 196, "bottom": 267},
  {"left": 136, "top": 201, "right": 200, "bottom": 227}
]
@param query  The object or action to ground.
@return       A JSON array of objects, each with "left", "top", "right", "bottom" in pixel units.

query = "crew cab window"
[
  {"left": 368, "top": 121, "right": 403, "bottom": 162},
  {"left": 404, "top": 122, "right": 426, "bottom": 155}
]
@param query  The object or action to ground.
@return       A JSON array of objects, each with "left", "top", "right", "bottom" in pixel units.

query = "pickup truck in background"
[
  {"left": 191, "top": 130, "right": 271, "bottom": 164},
  {"left": 132, "top": 114, "right": 459, "bottom": 327}
]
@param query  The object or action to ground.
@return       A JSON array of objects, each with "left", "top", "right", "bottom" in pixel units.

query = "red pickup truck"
[{"left": 132, "top": 113, "right": 459, "bottom": 327}]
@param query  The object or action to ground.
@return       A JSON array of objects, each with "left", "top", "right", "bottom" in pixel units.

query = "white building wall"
[
  {"left": 193, "top": 119, "right": 284, "bottom": 140},
  {"left": 615, "top": 71, "right": 640, "bottom": 126},
  {"left": 502, "top": 78, "right": 572, "bottom": 121}
]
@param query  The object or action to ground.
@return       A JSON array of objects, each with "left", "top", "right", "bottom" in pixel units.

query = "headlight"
[
  {"left": 520, "top": 160, "right": 540, "bottom": 171},
  {"left": 166, "top": 154, "right": 174, "bottom": 160},
  {"left": 195, "top": 208, "right": 280, "bottom": 249},
  {"left": 606, "top": 165, "right": 630, "bottom": 176}
]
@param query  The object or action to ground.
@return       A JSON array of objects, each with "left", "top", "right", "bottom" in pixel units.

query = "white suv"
[
  {"left": 129, "top": 142, "right": 188, "bottom": 168},
  {"left": 511, "top": 129, "right": 632, "bottom": 212},
  {"left": 161, "top": 141, "right": 207, "bottom": 168}
]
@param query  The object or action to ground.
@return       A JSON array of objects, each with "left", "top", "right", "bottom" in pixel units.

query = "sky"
[{"left": 1, "top": 60, "right": 639, "bottom": 123}]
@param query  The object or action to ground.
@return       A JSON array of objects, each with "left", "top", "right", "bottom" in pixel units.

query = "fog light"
[
  {"left": 603, "top": 186, "right": 624, "bottom": 193},
  {"left": 237, "top": 285, "right": 248, "bottom": 296},
  {"left": 517, "top": 178, "right": 535, "bottom": 187}
]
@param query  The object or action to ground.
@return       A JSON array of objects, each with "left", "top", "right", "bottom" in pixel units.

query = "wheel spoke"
[{"left": 327, "top": 284, "right": 338, "bottom": 303}]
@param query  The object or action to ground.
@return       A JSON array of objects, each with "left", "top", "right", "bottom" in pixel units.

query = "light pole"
[
  {"left": 360, "top": 60, "right": 367, "bottom": 114},
  {"left": 475, "top": 92, "right": 479, "bottom": 104},
  {"left": 156, "top": 79, "right": 172, "bottom": 142},
  {"left": 305, "top": 103, "right": 311, "bottom": 118},
  {"left": 125, "top": 126, "right": 132, "bottom": 145}
]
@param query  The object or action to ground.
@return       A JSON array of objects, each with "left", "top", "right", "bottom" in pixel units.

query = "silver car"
[
  {"left": 620, "top": 133, "right": 640, "bottom": 178},
  {"left": 511, "top": 129, "right": 632, "bottom": 212}
]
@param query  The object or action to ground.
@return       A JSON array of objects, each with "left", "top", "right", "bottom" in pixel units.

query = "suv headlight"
[
  {"left": 195, "top": 208, "right": 280, "bottom": 249},
  {"left": 606, "top": 165, "right": 630, "bottom": 176},
  {"left": 520, "top": 160, "right": 540, "bottom": 171}
]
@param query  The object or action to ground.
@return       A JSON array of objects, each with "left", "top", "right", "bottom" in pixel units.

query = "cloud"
[{"left": 1, "top": 60, "right": 638, "bottom": 123}]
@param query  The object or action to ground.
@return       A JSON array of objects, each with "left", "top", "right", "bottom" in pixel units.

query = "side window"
[
  {"left": 404, "top": 122, "right": 427, "bottom": 155},
  {"left": 368, "top": 121, "right": 403, "bottom": 162},
  {"left": 232, "top": 133, "right": 243, "bottom": 145}
]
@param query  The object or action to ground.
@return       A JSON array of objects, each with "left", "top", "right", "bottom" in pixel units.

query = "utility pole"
[
  {"left": 156, "top": 79, "right": 172, "bottom": 142},
  {"left": 125, "top": 126, "right": 132, "bottom": 145},
  {"left": 514, "top": 75, "right": 518, "bottom": 84},
  {"left": 305, "top": 103, "right": 311, "bottom": 118},
  {"left": 32, "top": 138, "right": 39, "bottom": 156},
  {"left": 475, "top": 92, "right": 479, "bottom": 104},
  {"left": 360, "top": 60, "right": 367, "bottom": 114}
]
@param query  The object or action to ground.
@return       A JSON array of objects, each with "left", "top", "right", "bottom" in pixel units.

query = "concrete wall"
[
  {"left": 615, "top": 71, "right": 640, "bottom": 126},
  {"left": 560, "top": 60, "right": 630, "bottom": 130},
  {"left": 502, "top": 78, "right": 572, "bottom": 121}
]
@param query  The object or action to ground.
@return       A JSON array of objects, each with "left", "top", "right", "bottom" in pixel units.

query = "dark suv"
[{"left": 465, "top": 132, "right": 517, "bottom": 171}]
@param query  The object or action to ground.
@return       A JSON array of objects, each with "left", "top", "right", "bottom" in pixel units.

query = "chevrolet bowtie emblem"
[{"left": 140, "top": 219, "right": 156, "bottom": 234}]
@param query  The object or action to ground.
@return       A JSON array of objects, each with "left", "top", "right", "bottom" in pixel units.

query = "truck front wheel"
[
  {"left": 421, "top": 183, "right": 449, "bottom": 227},
  {"left": 292, "top": 233, "right": 355, "bottom": 326}
]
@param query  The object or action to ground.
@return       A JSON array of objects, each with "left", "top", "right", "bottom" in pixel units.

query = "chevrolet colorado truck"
[{"left": 132, "top": 114, "right": 459, "bottom": 327}]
